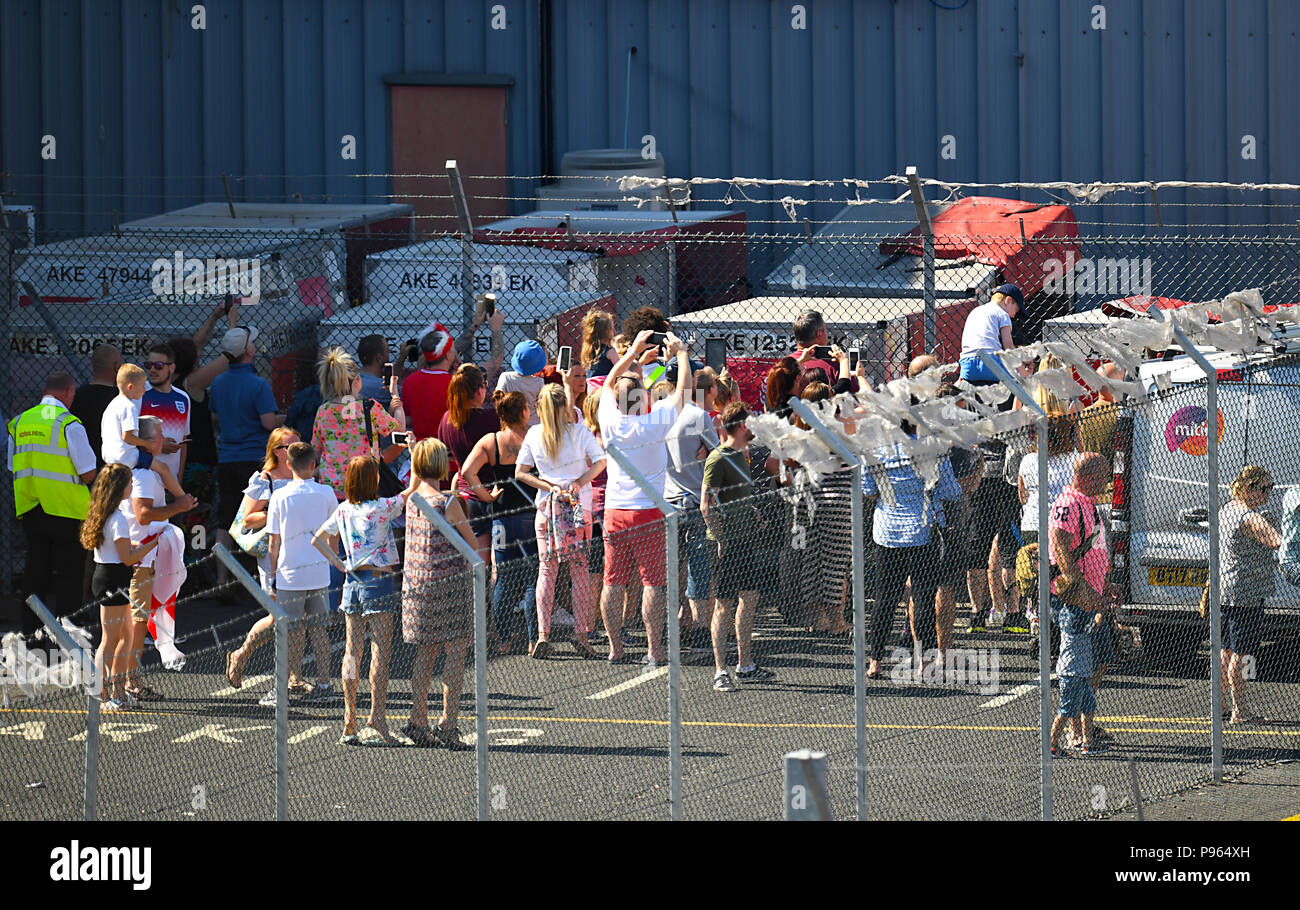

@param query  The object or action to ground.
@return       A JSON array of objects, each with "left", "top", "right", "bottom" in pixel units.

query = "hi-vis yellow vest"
[{"left": 7, "top": 404, "right": 91, "bottom": 520}]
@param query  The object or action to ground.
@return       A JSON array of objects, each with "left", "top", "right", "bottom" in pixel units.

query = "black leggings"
[{"left": 870, "top": 537, "right": 941, "bottom": 660}]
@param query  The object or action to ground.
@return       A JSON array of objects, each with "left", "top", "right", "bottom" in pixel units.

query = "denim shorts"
[
  {"left": 1058, "top": 674, "right": 1096, "bottom": 718},
  {"left": 340, "top": 571, "right": 399, "bottom": 616}
]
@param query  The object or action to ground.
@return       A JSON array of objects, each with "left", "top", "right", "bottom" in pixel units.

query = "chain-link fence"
[{"left": 4, "top": 178, "right": 1300, "bottom": 820}]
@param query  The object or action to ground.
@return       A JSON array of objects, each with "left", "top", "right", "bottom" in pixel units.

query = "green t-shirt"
[{"left": 702, "top": 444, "right": 753, "bottom": 542}]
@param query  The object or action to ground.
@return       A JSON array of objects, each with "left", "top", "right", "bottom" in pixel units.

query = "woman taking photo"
[
  {"left": 80, "top": 464, "right": 160, "bottom": 711},
  {"left": 312, "top": 347, "right": 406, "bottom": 501},
  {"left": 1218, "top": 465, "right": 1280, "bottom": 724},
  {"left": 438, "top": 363, "right": 500, "bottom": 558},
  {"left": 401, "top": 438, "right": 478, "bottom": 750},
  {"left": 313, "top": 456, "right": 417, "bottom": 745},
  {"left": 459, "top": 391, "right": 538, "bottom": 654},
  {"left": 517, "top": 383, "right": 607, "bottom": 658}
]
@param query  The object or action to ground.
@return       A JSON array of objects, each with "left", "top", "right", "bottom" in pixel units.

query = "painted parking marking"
[
  {"left": 173, "top": 723, "right": 273, "bottom": 744},
  {"left": 980, "top": 684, "right": 1038, "bottom": 709},
  {"left": 586, "top": 666, "right": 668, "bottom": 700},
  {"left": 288, "top": 725, "right": 332, "bottom": 745}
]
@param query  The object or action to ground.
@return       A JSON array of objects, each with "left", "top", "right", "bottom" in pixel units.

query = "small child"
[
  {"left": 101, "top": 363, "right": 149, "bottom": 468},
  {"left": 1280, "top": 486, "right": 1300, "bottom": 585},
  {"left": 79, "top": 463, "right": 160, "bottom": 711},
  {"left": 1049, "top": 602, "right": 1106, "bottom": 755}
]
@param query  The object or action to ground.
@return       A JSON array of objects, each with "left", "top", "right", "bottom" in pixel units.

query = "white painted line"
[
  {"left": 211, "top": 675, "right": 270, "bottom": 697},
  {"left": 288, "top": 725, "right": 332, "bottom": 745},
  {"left": 979, "top": 683, "right": 1038, "bottom": 709},
  {"left": 586, "top": 666, "right": 668, "bottom": 700}
]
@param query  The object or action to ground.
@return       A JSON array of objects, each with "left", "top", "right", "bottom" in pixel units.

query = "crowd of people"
[{"left": 7, "top": 283, "right": 1283, "bottom": 752}]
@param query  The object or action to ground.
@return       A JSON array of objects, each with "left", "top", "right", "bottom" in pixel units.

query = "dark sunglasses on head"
[{"left": 143, "top": 360, "right": 173, "bottom": 370}]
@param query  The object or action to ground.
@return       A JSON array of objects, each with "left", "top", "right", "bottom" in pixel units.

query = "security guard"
[{"left": 7, "top": 372, "right": 98, "bottom": 640}]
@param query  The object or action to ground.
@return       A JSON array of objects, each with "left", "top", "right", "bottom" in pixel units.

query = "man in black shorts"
[{"left": 701, "top": 402, "right": 776, "bottom": 692}]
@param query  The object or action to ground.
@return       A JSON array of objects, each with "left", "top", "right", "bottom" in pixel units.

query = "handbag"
[
  {"left": 362, "top": 398, "right": 406, "bottom": 497},
  {"left": 228, "top": 474, "right": 275, "bottom": 558}
]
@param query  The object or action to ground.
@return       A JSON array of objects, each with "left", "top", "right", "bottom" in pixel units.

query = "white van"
[{"left": 1112, "top": 334, "right": 1300, "bottom": 661}]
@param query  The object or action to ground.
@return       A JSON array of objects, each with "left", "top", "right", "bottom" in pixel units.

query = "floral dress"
[
  {"left": 312, "top": 396, "right": 401, "bottom": 500},
  {"left": 401, "top": 492, "right": 472, "bottom": 645}
]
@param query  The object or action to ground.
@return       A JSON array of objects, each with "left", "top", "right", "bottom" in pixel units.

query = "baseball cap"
[
  {"left": 510, "top": 340, "right": 547, "bottom": 376},
  {"left": 220, "top": 326, "right": 259, "bottom": 359},
  {"left": 994, "top": 283, "right": 1026, "bottom": 313}
]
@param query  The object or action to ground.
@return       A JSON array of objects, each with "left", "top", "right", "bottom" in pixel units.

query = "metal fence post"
[
  {"left": 1148, "top": 307, "right": 1223, "bottom": 783},
  {"left": 978, "top": 352, "right": 1053, "bottom": 821},
  {"left": 784, "top": 750, "right": 832, "bottom": 820},
  {"left": 787, "top": 398, "right": 867, "bottom": 821},
  {"left": 27, "top": 595, "right": 99, "bottom": 821},
  {"left": 409, "top": 492, "right": 490, "bottom": 820},
  {"left": 603, "top": 442, "right": 682, "bottom": 821},
  {"left": 446, "top": 160, "right": 477, "bottom": 337},
  {"left": 213, "top": 544, "right": 290, "bottom": 820},
  {"left": 906, "top": 167, "right": 936, "bottom": 353},
  {"left": 2, "top": 223, "right": 13, "bottom": 597}
]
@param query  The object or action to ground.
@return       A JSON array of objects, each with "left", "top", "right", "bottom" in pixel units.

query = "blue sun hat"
[{"left": 510, "top": 339, "right": 547, "bottom": 376}]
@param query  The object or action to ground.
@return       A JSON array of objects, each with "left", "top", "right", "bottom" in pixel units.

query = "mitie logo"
[
  {"left": 49, "top": 841, "right": 152, "bottom": 890},
  {"left": 1164, "top": 405, "right": 1225, "bottom": 456}
]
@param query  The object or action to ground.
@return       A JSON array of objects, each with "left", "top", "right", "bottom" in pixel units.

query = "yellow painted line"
[
  {"left": 1283, "top": 813, "right": 1300, "bottom": 821},
  {"left": 1, "top": 708, "right": 1292, "bottom": 736}
]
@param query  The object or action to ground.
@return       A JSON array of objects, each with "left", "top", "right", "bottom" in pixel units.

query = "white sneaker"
[{"left": 101, "top": 698, "right": 127, "bottom": 712}]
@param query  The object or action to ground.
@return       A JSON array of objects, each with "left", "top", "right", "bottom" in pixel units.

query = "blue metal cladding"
[{"left": 4, "top": 0, "right": 1300, "bottom": 239}]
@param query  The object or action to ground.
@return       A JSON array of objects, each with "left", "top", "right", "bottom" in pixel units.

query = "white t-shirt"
[
  {"left": 121, "top": 467, "right": 168, "bottom": 567},
  {"left": 267, "top": 477, "right": 338, "bottom": 590},
  {"left": 598, "top": 393, "right": 679, "bottom": 510},
  {"left": 1019, "top": 451, "right": 1079, "bottom": 531},
  {"left": 101, "top": 394, "right": 141, "bottom": 467},
  {"left": 94, "top": 510, "right": 130, "bottom": 565},
  {"left": 960, "top": 302, "right": 1012, "bottom": 357},
  {"left": 518, "top": 422, "right": 605, "bottom": 514},
  {"left": 664, "top": 403, "right": 718, "bottom": 502}
]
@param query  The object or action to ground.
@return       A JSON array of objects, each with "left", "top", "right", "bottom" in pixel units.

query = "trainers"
[
  {"left": 100, "top": 697, "right": 128, "bottom": 713},
  {"left": 735, "top": 665, "right": 776, "bottom": 682},
  {"left": 1004, "top": 613, "right": 1031, "bottom": 635},
  {"left": 119, "top": 691, "right": 139, "bottom": 709},
  {"left": 259, "top": 689, "right": 278, "bottom": 707},
  {"left": 1079, "top": 741, "right": 1110, "bottom": 755},
  {"left": 968, "top": 614, "right": 988, "bottom": 633},
  {"left": 301, "top": 683, "right": 337, "bottom": 703},
  {"left": 713, "top": 672, "right": 737, "bottom": 693}
]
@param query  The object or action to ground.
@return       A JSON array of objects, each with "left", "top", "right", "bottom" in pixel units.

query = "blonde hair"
[
  {"left": 261, "top": 426, "right": 301, "bottom": 473},
  {"left": 1230, "top": 465, "right": 1272, "bottom": 502},
  {"left": 582, "top": 391, "right": 602, "bottom": 433},
  {"left": 1033, "top": 353, "right": 1070, "bottom": 416},
  {"left": 411, "top": 437, "right": 450, "bottom": 483},
  {"left": 581, "top": 309, "right": 614, "bottom": 367},
  {"left": 612, "top": 334, "right": 630, "bottom": 357},
  {"left": 116, "top": 363, "right": 146, "bottom": 392},
  {"left": 715, "top": 370, "right": 739, "bottom": 409},
  {"left": 318, "top": 346, "right": 360, "bottom": 401},
  {"left": 536, "top": 383, "right": 570, "bottom": 461}
]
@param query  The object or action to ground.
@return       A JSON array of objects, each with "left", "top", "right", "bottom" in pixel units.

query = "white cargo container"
[
  {"left": 320, "top": 289, "right": 616, "bottom": 371},
  {"left": 120, "top": 202, "right": 415, "bottom": 309},
  {"left": 363, "top": 238, "right": 600, "bottom": 303},
  {"left": 477, "top": 208, "right": 748, "bottom": 324},
  {"left": 667, "top": 294, "right": 978, "bottom": 408}
]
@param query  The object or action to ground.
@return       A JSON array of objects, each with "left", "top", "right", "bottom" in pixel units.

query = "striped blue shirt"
[{"left": 861, "top": 442, "right": 962, "bottom": 548}]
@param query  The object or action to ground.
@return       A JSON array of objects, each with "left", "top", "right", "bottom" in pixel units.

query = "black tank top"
[{"left": 491, "top": 433, "right": 534, "bottom": 516}]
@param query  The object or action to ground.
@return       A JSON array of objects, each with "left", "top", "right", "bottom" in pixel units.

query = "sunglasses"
[{"left": 143, "top": 360, "right": 173, "bottom": 370}]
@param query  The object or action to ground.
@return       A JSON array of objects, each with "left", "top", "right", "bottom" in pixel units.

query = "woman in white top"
[
  {"left": 517, "top": 383, "right": 607, "bottom": 658},
  {"left": 80, "top": 463, "right": 160, "bottom": 711},
  {"left": 234, "top": 426, "right": 300, "bottom": 594},
  {"left": 1011, "top": 412, "right": 1078, "bottom": 633}
]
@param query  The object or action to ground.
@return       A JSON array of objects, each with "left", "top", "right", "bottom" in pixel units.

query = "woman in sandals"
[
  {"left": 313, "top": 456, "right": 417, "bottom": 745},
  {"left": 1218, "top": 465, "right": 1281, "bottom": 724},
  {"left": 516, "top": 383, "right": 606, "bottom": 658},
  {"left": 80, "top": 464, "right": 160, "bottom": 711},
  {"left": 400, "top": 438, "right": 478, "bottom": 749}
]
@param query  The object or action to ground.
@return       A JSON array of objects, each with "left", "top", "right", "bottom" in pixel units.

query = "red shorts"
[{"left": 602, "top": 508, "right": 667, "bottom": 588}]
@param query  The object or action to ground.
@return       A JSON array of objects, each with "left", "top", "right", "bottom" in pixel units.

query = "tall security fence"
[{"left": 4, "top": 174, "right": 1300, "bottom": 820}]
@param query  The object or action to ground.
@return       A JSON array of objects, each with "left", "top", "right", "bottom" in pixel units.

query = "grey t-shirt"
[
  {"left": 664, "top": 403, "right": 719, "bottom": 503},
  {"left": 495, "top": 372, "right": 545, "bottom": 427}
]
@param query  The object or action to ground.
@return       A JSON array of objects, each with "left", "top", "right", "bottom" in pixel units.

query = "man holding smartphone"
[{"left": 791, "top": 309, "right": 840, "bottom": 383}]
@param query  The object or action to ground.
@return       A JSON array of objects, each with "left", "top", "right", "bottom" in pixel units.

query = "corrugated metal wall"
[{"left": 3, "top": 0, "right": 1299, "bottom": 238}]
